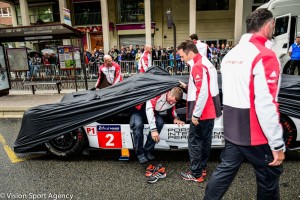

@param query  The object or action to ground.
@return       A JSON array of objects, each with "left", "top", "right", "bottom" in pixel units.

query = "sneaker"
[
  {"left": 147, "top": 165, "right": 167, "bottom": 184},
  {"left": 202, "top": 169, "right": 207, "bottom": 177},
  {"left": 139, "top": 157, "right": 148, "bottom": 164},
  {"left": 145, "top": 164, "right": 156, "bottom": 177},
  {"left": 146, "top": 152, "right": 155, "bottom": 161},
  {"left": 180, "top": 171, "right": 204, "bottom": 183}
]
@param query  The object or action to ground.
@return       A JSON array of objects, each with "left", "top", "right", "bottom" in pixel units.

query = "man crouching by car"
[{"left": 130, "top": 87, "right": 185, "bottom": 164}]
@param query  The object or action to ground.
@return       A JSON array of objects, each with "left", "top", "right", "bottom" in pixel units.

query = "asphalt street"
[{"left": 0, "top": 118, "right": 300, "bottom": 200}]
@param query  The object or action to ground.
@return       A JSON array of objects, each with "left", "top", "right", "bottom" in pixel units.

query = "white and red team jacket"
[
  {"left": 145, "top": 92, "right": 178, "bottom": 131},
  {"left": 194, "top": 40, "right": 209, "bottom": 57},
  {"left": 187, "top": 53, "right": 222, "bottom": 120},
  {"left": 186, "top": 53, "right": 219, "bottom": 121},
  {"left": 95, "top": 62, "right": 122, "bottom": 88},
  {"left": 138, "top": 51, "right": 151, "bottom": 73},
  {"left": 221, "top": 33, "right": 285, "bottom": 151}
]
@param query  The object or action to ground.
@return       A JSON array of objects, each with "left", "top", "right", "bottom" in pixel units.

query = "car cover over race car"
[
  {"left": 14, "top": 67, "right": 183, "bottom": 153},
  {"left": 14, "top": 67, "right": 300, "bottom": 153},
  {"left": 278, "top": 74, "right": 300, "bottom": 119}
]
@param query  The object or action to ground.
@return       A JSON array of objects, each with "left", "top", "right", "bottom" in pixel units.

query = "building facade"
[
  {"left": 0, "top": 1, "right": 12, "bottom": 27},
  {"left": 1, "top": 0, "right": 270, "bottom": 53}
]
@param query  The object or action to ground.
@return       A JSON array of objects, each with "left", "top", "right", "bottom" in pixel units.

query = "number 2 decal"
[
  {"left": 98, "top": 132, "right": 122, "bottom": 148},
  {"left": 105, "top": 134, "right": 115, "bottom": 146}
]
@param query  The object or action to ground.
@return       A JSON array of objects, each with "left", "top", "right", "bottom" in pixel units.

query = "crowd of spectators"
[{"left": 84, "top": 42, "right": 233, "bottom": 73}]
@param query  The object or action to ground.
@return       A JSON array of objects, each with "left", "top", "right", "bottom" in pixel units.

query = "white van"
[{"left": 259, "top": 0, "right": 300, "bottom": 74}]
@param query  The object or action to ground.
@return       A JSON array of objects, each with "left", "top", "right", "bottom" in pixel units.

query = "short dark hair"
[
  {"left": 246, "top": 8, "right": 273, "bottom": 33},
  {"left": 189, "top": 34, "right": 198, "bottom": 40},
  {"left": 177, "top": 40, "right": 198, "bottom": 55}
]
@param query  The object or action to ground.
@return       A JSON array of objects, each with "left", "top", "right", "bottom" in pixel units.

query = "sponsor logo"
[
  {"left": 97, "top": 125, "right": 121, "bottom": 132},
  {"left": 270, "top": 71, "right": 277, "bottom": 78},
  {"left": 225, "top": 60, "right": 243, "bottom": 65},
  {"left": 168, "top": 128, "right": 189, "bottom": 139},
  {"left": 213, "top": 131, "right": 224, "bottom": 139},
  {"left": 267, "top": 79, "right": 276, "bottom": 83}
]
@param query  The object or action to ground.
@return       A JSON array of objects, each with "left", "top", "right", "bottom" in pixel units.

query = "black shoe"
[
  {"left": 146, "top": 152, "right": 155, "bottom": 161},
  {"left": 139, "top": 157, "right": 148, "bottom": 164}
]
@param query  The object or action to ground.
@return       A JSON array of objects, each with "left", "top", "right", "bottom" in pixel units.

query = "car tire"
[
  {"left": 45, "top": 128, "right": 87, "bottom": 157},
  {"left": 280, "top": 115, "right": 297, "bottom": 149}
]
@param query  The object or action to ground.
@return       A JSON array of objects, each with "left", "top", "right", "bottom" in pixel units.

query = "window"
[
  {"left": 16, "top": 5, "right": 54, "bottom": 25},
  {"left": 196, "top": 0, "right": 229, "bottom": 11},
  {"left": 253, "top": 0, "right": 269, "bottom": 3},
  {"left": 119, "top": 0, "right": 145, "bottom": 23},
  {"left": 0, "top": 7, "right": 11, "bottom": 17},
  {"left": 73, "top": 2, "right": 101, "bottom": 25},
  {"left": 252, "top": 0, "right": 270, "bottom": 11},
  {"left": 274, "top": 16, "right": 289, "bottom": 37}
]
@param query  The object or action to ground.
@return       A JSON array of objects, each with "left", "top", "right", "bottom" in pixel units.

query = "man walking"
[
  {"left": 189, "top": 34, "right": 209, "bottom": 57},
  {"left": 177, "top": 40, "right": 220, "bottom": 183},
  {"left": 204, "top": 8, "right": 285, "bottom": 200},
  {"left": 91, "top": 55, "right": 122, "bottom": 90}
]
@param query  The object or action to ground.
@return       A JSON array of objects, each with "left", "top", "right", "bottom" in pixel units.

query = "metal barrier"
[
  {"left": 153, "top": 60, "right": 189, "bottom": 73},
  {"left": 119, "top": 61, "right": 136, "bottom": 76}
]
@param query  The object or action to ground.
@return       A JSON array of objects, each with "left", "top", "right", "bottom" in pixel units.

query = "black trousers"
[
  {"left": 188, "top": 119, "right": 214, "bottom": 178},
  {"left": 289, "top": 60, "right": 300, "bottom": 75},
  {"left": 204, "top": 141, "right": 283, "bottom": 200}
]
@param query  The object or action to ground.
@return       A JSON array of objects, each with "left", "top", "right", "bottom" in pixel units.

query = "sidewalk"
[{"left": 0, "top": 89, "right": 85, "bottom": 118}]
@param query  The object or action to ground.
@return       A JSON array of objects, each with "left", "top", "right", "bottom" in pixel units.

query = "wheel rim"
[{"left": 48, "top": 131, "right": 78, "bottom": 151}]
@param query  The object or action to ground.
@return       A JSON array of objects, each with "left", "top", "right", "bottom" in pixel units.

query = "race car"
[
  {"left": 44, "top": 99, "right": 300, "bottom": 157},
  {"left": 14, "top": 67, "right": 300, "bottom": 157}
]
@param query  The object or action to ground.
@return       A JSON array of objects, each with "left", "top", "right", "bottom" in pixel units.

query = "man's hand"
[
  {"left": 268, "top": 149, "right": 285, "bottom": 166},
  {"left": 179, "top": 80, "right": 187, "bottom": 89},
  {"left": 192, "top": 116, "right": 199, "bottom": 126},
  {"left": 151, "top": 131, "right": 160, "bottom": 143},
  {"left": 174, "top": 118, "right": 185, "bottom": 126},
  {"left": 90, "top": 86, "right": 96, "bottom": 91}
]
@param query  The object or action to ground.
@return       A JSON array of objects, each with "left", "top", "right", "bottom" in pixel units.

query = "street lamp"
[{"left": 166, "top": 9, "right": 177, "bottom": 74}]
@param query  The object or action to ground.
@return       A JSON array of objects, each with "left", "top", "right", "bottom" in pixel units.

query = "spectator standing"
[
  {"left": 219, "top": 43, "right": 229, "bottom": 63},
  {"left": 178, "top": 40, "right": 220, "bottom": 183},
  {"left": 135, "top": 49, "right": 142, "bottom": 73},
  {"left": 204, "top": 8, "right": 285, "bottom": 200},
  {"left": 288, "top": 36, "right": 300, "bottom": 75}
]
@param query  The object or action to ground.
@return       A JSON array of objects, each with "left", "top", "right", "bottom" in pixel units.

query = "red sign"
[
  {"left": 98, "top": 132, "right": 122, "bottom": 148},
  {"left": 75, "top": 23, "right": 114, "bottom": 33}
]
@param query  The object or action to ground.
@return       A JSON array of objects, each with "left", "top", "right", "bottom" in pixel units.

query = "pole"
[
  {"left": 81, "top": 38, "right": 88, "bottom": 90},
  {"left": 70, "top": 38, "right": 78, "bottom": 92},
  {"left": 173, "top": 23, "right": 177, "bottom": 75}
]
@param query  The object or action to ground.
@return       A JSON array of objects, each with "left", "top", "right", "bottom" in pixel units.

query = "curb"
[{"left": 0, "top": 107, "right": 29, "bottom": 119}]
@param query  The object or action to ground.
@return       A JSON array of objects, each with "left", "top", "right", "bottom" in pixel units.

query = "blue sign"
[{"left": 97, "top": 125, "right": 121, "bottom": 132}]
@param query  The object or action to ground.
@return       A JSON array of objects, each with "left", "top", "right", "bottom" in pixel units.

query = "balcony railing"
[{"left": 74, "top": 12, "right": 102, "bottom": 26}]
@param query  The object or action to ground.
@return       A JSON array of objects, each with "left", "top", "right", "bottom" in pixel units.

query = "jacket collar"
[{"left": 240, "top": 33, "right": 274, "bottom": 49}]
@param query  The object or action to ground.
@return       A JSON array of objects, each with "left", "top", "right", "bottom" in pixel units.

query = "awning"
[{"left": 0, "top": 23, "right": 84, "bottom": 42}]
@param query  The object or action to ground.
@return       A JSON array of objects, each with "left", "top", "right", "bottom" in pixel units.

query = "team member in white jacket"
[
  {"left": 130, "top": 87, "right": 185, "bottom": 164},
  {"left": 204, "top": 8, "right": 285, "bottom": 200}
]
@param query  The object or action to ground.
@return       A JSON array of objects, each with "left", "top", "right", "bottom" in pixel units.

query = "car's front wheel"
[
  {"left": 281, "top": 115, "right": 297, "bottom": 149},
  {"left": 45, "top": 128, "right": 87, "bottom": 157}
]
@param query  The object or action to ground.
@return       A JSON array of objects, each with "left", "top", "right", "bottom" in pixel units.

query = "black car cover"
[
  {"left": 14, "top": 68, "right": 300, "bottom": 153},
  {"left": 14, "top": 67, "right": 182, "bottom": 153},
  {"left": 278, "top": 74, "right": 300, "bottom": 119}
]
